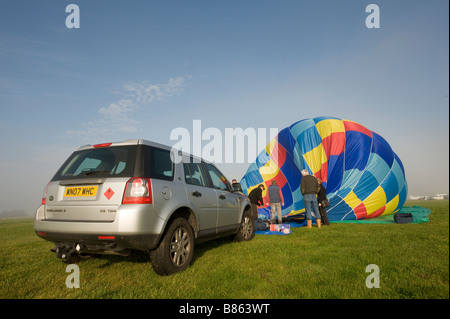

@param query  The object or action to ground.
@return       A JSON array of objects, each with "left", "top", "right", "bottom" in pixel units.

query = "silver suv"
[{"left": 34, "top": 139, "right": 254, "bottom": 275}]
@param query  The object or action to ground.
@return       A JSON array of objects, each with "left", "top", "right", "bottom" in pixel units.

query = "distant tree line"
[{"left": 0, "top": 210, "right": 33, "bottom": 218}]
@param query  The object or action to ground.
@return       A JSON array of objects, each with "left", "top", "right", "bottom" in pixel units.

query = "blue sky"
[{"left": 0, "top": 0, "right": 448, "bottom": 215}]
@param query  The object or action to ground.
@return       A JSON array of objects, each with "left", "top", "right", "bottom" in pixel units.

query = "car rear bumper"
[
  {"left": 35, "top": 229, "right": 160, "bottom": 251},
  {"left": 34, "top": 205, "right": 165, "bottom": 251}
]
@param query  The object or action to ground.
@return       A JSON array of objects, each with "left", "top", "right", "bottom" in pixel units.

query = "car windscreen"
[{"left": 52, "top": 145, "right": 138, "bottom": 181}]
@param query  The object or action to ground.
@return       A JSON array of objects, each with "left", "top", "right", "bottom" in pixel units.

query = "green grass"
[{"left": 0, "top": 200, "right": 448, "bottom": 299}]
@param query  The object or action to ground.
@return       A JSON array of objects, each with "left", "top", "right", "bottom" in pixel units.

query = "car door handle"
[
  {"left": 192, "top": 191, "right": 202, "bottom": 197},
  {"left": 219, "top": 194, "right": 226, "bottom": 200}
]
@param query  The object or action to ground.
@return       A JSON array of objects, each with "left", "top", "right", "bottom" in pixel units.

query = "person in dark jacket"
[
  {"left": 317, "top": 178, "right": 330, "bottom": 225},
  {"left": 300, "top": 169, "right": 321, "bottom": 228},
  {"left": 248, "top": 184, "right": 265, "bottom": 219}
]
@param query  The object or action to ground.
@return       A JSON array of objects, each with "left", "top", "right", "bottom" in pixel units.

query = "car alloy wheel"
[
  {"left": 240, "top": 215, "right": 253, "bottom": 240},
  {"left": 170, "top": 227, "right": 191, "bottom": 267}
]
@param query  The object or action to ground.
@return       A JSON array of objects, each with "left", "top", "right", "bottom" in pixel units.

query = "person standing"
[
  {"left": 317, "top": 178, "right": 330, "bottom": 226},
  {"left": 266, "top": 180, "right": 284, "bottom": 224},
  {"left": 248, "top": 184, "right": 265, "bottom": 219},
  {"left": 300, "top": 169, "right": 321, "bottom": 228}
]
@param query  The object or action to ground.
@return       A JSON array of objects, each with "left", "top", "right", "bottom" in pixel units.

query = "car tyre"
[
  {"left": 234, "top": 208, "right": 255, "bottom": 242},
  {"left": 150, "top": 217, "right": 194, "bottom": 276}
]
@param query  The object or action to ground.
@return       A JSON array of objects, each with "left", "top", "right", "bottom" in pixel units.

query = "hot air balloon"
[{"left": 240, "top": 117, "right": 408, "bottom": 222}]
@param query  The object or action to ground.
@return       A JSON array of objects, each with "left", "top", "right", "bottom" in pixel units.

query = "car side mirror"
[{"left": 232, "top": 183, "right": 243, "bottom": 192}]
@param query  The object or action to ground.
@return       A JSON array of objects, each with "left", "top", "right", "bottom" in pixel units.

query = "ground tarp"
[
  {"left": 330, "top": 206, "right": 430, "bottom": 224},
  {"left": 255, "top": 206, "right": 430, "bottom": 234}
]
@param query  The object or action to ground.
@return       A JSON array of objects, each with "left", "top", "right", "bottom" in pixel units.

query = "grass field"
[{"left": 0, "top": 200, "right": 448, "bottom": 299}]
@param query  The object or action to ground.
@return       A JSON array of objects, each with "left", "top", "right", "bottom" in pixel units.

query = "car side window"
[
  {"left": 152, "top": 147, "right": 174, "bottom": 181},
  {"left": 184, "top": 160, "right": 208, "bottom": 187},
  {"left": 143, "top": 146, "right": 174, "bottom": 181},
  {"left": 204, "top": 163, "right": 230, "bottom": 191}
]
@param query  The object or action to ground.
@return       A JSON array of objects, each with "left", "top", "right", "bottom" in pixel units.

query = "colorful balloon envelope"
[{"left": 240, "top": 117, "right": 408, "bottom": 221}]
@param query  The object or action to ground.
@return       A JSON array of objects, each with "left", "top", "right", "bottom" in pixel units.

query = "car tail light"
[
  {"left": 122, "top": 178, "right": 152, "bottom": 204},
  {"left": 41, "top": 182, "right": 50, "bottom": 205}
]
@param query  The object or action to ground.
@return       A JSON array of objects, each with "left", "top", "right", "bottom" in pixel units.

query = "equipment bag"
[
  {"left": 321, "top": 199, "right": 330, "bottom": 208},
  {"left": 394, "top": 213, "right": 414, "bottom": 224},
  {"left": 254, "top": 219, "right": 269, "bottom": 231}
]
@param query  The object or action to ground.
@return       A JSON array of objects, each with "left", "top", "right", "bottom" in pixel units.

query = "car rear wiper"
[{"left": 82, "top": 170, "right": 109, "bottom": 176}]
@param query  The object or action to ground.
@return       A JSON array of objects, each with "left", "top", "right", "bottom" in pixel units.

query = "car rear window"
[{"left": 52, "top": 146, "right": 137, "bottom": 181}]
